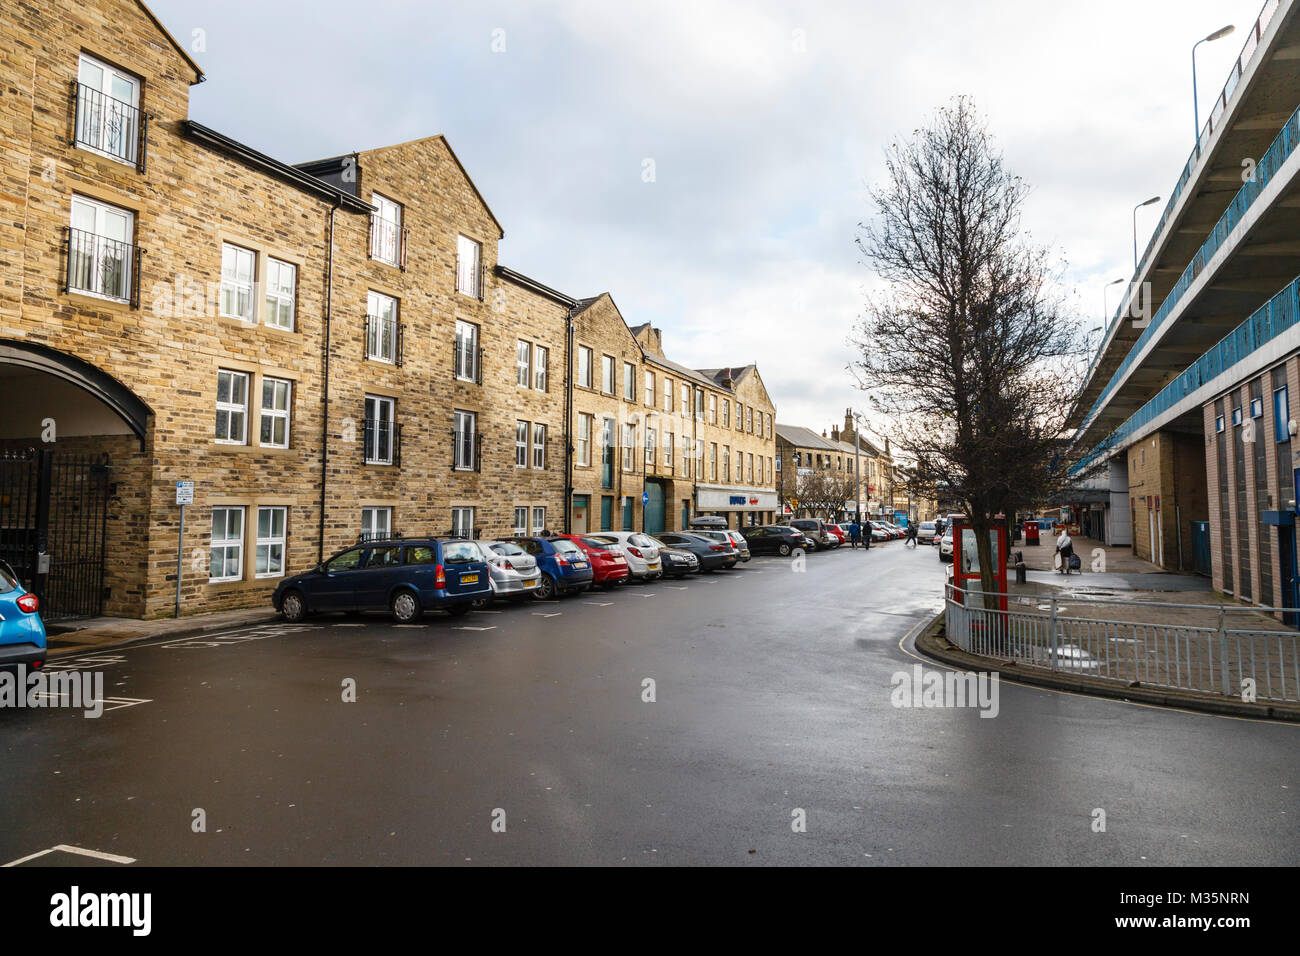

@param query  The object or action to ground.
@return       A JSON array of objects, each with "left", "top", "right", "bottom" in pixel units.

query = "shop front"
[{"left": 694, "top": 486, "right": 778, "bottom": 529}]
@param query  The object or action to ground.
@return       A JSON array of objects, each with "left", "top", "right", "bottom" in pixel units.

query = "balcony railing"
[
  {"left": 65, "top": 227, "right": 141, "bottom": 306},
  {"left": 1073, "top": 271, "right": 1300, "bottom": 476},
  {"left": 72, "top": 82, "right": 147, "bottom": 171},
  {"left": 1085, "top": 0, "right": 1281, "bottom": 383},
  {"left": 362, "top": 419, "right": 401, "bottom": 466},
  {"left": 451, "top": 430, "right": 482, "bottom": 472},
  {"left": 358, "top": 530, "right": 402, "bottom": 543},
  {"left": 364, "top": 314, "right": 404, "bottom": 365},
  {"left": 369, "top": 216, "right": 407, "bottom": 269},
  {"left": 1078, "top": 99, "right": 1300, "bottom": 436}
]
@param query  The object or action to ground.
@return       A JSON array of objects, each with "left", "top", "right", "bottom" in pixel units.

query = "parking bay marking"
[
  {"left": 533, "top": 612, "right": 562, "bottom": 618},
  {"left": 4, "top": 844, "right": 136, "bottom": 867},
  {"left": 454, "top": 626, "right": 497, "bottom": 631},
  {"left": 583, "top": 602, "right": 614, "bottom": 607}
]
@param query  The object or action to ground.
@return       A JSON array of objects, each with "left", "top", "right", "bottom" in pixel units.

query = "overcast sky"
[{"left": 154, "top": 0, "right": 1266, "bottom": 440}]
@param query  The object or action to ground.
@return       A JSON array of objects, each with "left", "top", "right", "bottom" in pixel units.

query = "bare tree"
[
  {"left": 797, "top": 471, "right": 856, "bottom": 520},
  {"left": 851, "top": 97, "right": 1090, "bottom": 603}
]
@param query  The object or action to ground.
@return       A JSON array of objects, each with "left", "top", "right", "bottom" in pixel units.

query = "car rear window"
[
  {"left": 490, "top": 542, "right": 525, "bottom": 557},
  {"left": 628, "top": 534, "right": 655, "bottom": 548},
  {"left": 553, "top": 539, "right": 581, "bottom": 555},
  {"left": 921, "top": 522, "right": 935, "bottom": 530},
  {"left": 0, "top": 563, "right": 17, "bottom": 592},
  {"left": 443, "top": 542, "right": 482, "bottom": 564},
  {"left": 514, "top": 539, "right": 542, "bottom": 555},
  {"left": 588, "top": 535, "right": 620, "bottom": 547}
]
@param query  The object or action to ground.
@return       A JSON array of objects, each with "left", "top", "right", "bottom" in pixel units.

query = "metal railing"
[
  {"left": 362, "top": 419, "right": 401, "bottom": 466},
  {"left": 369, "top": 216, "right": 406, "bottom": 268},
  {"left": 65, "top": 227, "right": 140, "bottom": 305},
  {"left": 364, "top": 314, "right": 403, "bottom": 365},
  {"left": 1082, "top": 0, "right": 1282, "bottom": 388},
  {"left": 72, "top": 82, "right": 147, "bottom": 170},
  {"left": 1079, "top": 97, "right": 1300, "bottom": 436},
  {"left": 1070, "top": 271, "right": 1300, "bottom": 476},
  {"left": 945, "top": 584, "right": 1299, "bottom": 702}
]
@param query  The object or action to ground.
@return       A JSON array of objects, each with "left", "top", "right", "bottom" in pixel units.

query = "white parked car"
[
  {"left": 473, "top": 539, "right": 541, "bottom": 606},
  {"left": 588, "top": 532, "right": 664, "bottom": 581},
  {"left": 938, "top": 533, "right": 954, "bottom": 562},
  {"left": 917, "top": 521, "right": 937, "bottom": 544}
]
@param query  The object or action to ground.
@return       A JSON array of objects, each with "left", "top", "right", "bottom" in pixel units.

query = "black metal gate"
[{"left": 0, "top": 448, "right": 110, "bottom": 620}]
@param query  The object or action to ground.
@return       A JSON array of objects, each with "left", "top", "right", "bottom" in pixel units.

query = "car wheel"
[
  {"left": 391, "top": 590, "right": 422, "bottom": 624},
  {"left": 280, "top": 589, "right": 308, "bottom": 623},
  {"left": 446, "top": 604, "right": 472, "bottom": 617},
  {"left": 778, "top": 543, "right": 792, "bottom": 556},
  {"left": 533, "top": 574, "right": 557, "bottom": 600}
]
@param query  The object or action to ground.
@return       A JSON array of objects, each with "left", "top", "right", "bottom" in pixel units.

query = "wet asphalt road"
[{"left": 1, "top": 543, "right": 1296, "bottom": 867}]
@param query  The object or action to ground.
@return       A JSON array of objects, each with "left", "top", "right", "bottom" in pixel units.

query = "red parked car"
[
  {"left": 824, "top": 523, "right": 847, "bottom": 545},
  {"left": 554, "top": 535, "right": 631, "bottom": 587}
]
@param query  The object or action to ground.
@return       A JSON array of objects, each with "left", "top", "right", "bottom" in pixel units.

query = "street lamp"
[
  {"left": 1102, "top": 277, "right": 1125, "bottom": 326},
  {"left": 1193, "top": 25, "right": 1236, "bottom": 147},
  {"left": 1133, "top": 196, "right": 1161, "bottom": 270}
]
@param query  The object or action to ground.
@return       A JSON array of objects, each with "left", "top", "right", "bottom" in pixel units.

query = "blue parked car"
[
  {"left": 272, "top": 538, "right": 491, "bottom": 624},
  {"left": 505, "top": 536, "right": 594, "bottom": 599},
  {"left": 0, "top": 560, "right": 46, "bottom": 669}
]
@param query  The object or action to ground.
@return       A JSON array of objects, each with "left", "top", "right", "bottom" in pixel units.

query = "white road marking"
[
  {"left": 392, "top": 625, "right": 425, "bottom": 629},
  {"left": 583, "top": 602, "right": 614, "bottom": 607},
  {"left": 533, "top": 612, "right": 562, "bottom": 618},
  {"left": 667, "top": 586, "right": 688, "bottom": 590},
  {"left": 4, "top": 844, "right": 136, "bottom": 867},
  {"left": 454, "top": 626, "right": 497, "bottom": 631},
  {"left": 629, "top": 592, "right": 656, "bottom": 598},
  {"left": 333, "top": 623, "right": 366, "bottom": 627}
]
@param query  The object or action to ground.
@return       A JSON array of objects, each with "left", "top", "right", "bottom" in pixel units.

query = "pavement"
[
  {"left": 1, "top": 544, "right": 1295, "bottom": 866},
  {"left": 43, "top": 608, "right": 278, "bottom": 657}
]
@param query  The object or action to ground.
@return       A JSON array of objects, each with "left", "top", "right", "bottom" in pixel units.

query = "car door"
[
  {"left": 355, "top": 545, "right": 404, "bottom": 610},
  {"left": 311, "top": 547, "right": 368, "bottom": 611}
]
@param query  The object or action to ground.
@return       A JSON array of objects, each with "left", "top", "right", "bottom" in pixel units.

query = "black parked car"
[
  {"left": 740, "top": 525, "right": 809, "bottom": 556},
  {"left": 651, "top": 532, "right": 738, "bottom": 571},
  {"left": 272, "top": 538, "right": 491, "bottom": 624}
]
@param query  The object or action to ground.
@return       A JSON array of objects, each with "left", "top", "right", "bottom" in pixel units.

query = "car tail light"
[
  {"left": 435, "top": 565, "right": 446, "bottom": 588},
  {"left": 628, "top": 547, "right": 643, "bottom": 558},
  {"left": 16, "top": 592, "right": 38, "bottom": 614},
  {"left": 502, "top": 560, "right": 515, "bottom": 571},
  {"left": 555, "top": 554, "right": 569, "bottom": 566},
  {"left": 709, "top": 544, "right": 728, "bottom": 552}
]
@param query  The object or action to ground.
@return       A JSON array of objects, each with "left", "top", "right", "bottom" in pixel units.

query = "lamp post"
[
  {"left": 1133, "top": 196, "right": 1161, "bottom": 270},
  {"left": 1102, "top": 276, "right": 1125, "bottom": 326},
  {"left": 1193, "top": 25, "right": 1236, "bottom": 147}
]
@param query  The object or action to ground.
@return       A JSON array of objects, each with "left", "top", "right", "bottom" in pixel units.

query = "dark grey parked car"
[{"left": 651, "top": 532, "right": 738, "bottom": 571}]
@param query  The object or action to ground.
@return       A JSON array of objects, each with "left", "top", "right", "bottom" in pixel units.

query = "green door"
[
  {"left": 622, "top": 496, "right": 634, "bottom": 531},
  {"left": 644, "top": 482, "right": 665, "bottom": 534},
  {"left": 600, "top": 495, "right": 613, "bottom": 531},
  {"left": 681, "top": 500, "right": 691, "bottom": 530}
]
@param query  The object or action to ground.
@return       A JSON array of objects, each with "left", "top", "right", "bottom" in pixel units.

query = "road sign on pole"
[{"left": 175, "top": 481, "right": 193, "bottom": 618}]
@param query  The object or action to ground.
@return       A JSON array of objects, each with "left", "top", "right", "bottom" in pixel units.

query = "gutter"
[{"left": 319, "top": 201, "right": 338, "bottom": 563}]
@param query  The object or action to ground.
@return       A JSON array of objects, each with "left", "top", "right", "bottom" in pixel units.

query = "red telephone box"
[{"left": 950, "top": 513, "right": 1008, "bottom": 612}]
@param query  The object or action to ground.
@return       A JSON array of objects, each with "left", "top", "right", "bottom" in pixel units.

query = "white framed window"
[
  {"left": 210, "top": 507, "right": 245, "bottom": 582},
  {"left": 531, "top": 507, "right": 545, "bottom": 535},
  {"left": 709, "top": 394, "right": 717, "bottom": 424},
  {"left": 517, "top": 340, "right": 531, "bottom": 387},
  {"left": 663, "top": 377, "right": 672, "bottom": 412},
  {"left": 578, "top": 346, "right": 593, "bottom": 389},
  {"left": 367, "top": 291, "right": 399, "bottom": 363},
  {"left": 748, "top": 407, "right": 754, "bottom": 433},
  {"left": 454, "top": 409, "right": 477, "bottom": 470},
  {"left": 215, "top": 369, "right": 249, "bottom": 444},
  {"left": 722, "top": 400, "right": 730, "bottom": 428},
  {"left": 457, "top": 234, "right": 482, "bottom": 298},
  {"left": 451, "top": 506, "right": 475, "bottom": 538},
  {"left": 365, "top": 395, "right": 396, "bottom": 464},
  {"left": 532, "top": 423, "right": 546, "bottom": 469},
  {"left": 646, "top": 427, "right": 656, "bottom": 465},
  {"left": 666, "top": 432, "right": 674, "bottom": 467},
  {"left": 577, "top": 413, "right": 592, "bottom": 466},
  {"left": 259, "top": 376, "right": 291, "bottom": 448},
  {"left": 219, "top": 243, "right": 256, "bottom": 321},
  {"left": 644, "top": 370, "right": 655, "bottom": 407},
  {"left": 747, "top": 453, "right": 754, "bottom": 482},
  {"left": 371, "top": 193, "right": 401, "bottom": 265},
  {"left": 75, "top": 54, "right": 140, "bottom": 165},
  {"left": 723, "top": 445, "right": 731, "bottom": 481},
  {"left": 255, "top": 506, "right": 287, "bottom": 578},
  {"left": 455, "top": 320, "right": 479, "bottom": 382},
  {"left": 68, "top": 195, "right": 134, "bottom": 301},
  {"left": 710, "top": 443, "right": 718, "bottom": 480},
  {"left": 680, "top": 383, "right": 689, "bottom": 416},
  {"left": 765, "top": 413, "right": 772, "bottom": 437},
  {"left": 624, "top": 362, "right": 636, "bottom": 401},
  {"left": 264, "top": 258, "right": 296, "bottom": 330},
  {"left": 534, "top": 346, "right": 549, "bottom": 391},
  {"left": 515, "top": 420, "right": 529, "bottom": 467},
  {"left": 602, "top": 355, "right": 616, "bottom": 394},
  {"left": 622, "top": 423, "right": 635, "bottom": 472},
  {"left": 513, "top": 506, "right": 528, "bottom": 536},
  {"left": 361, "top": 506, "right": 392, "bottom": 541}
]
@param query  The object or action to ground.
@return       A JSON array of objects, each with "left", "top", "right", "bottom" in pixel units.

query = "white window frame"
[
  {"left": 513, "top": 506, "right": 528, "bottom": 536},
  {"left": 532, "top": 423, "right": 546, "bottom": 469},
  {"left": 517, "top": 340, "right": 531, "bottom": 387},
  {"left": 680, "top": 383, "right": 689, "bottom": 416},
  {"left": 722, "top": 400, "right": 730, "bottom": 428},
  {"left": 534, "top": 346, "right": 549, "bottom": 391},
  {"left": 646, "top": 426, "right": 656, "bottom": 466},
  {"left": 602, "top": 355, "right": 616, "bottom": 395},
  {"left": 215, "top": 369, "right": 249, "bottom": 445},
  {"left": 531, "top": 506, "right": 546, "bottom": 535},
  {"left": 451, "top": 506, "right": 475, "bottom": 538},
  {"left": 365, "top": 395, "right": 396, "bottom": 465},
  {"left": 666, "top": 432, "right": 674, "bottom": 468},
  {"left": 210, "top": 506, "right": 245, "bottom": 583},
  {"left": 663, "top": 378, "right": 672, "bottom": 412},
  {"left": 624, "top": 362, "right": 636, "bottom": 401},
  {"left": 622, "top": 423, "right": 636, "bottom": 472},
  {"left": 68, "top": 194, "right": 135, "bottom": 303},
  {"left": 644, "top": 370, "right": 655, "bottom": 407},
  {"left": 454, "top": 409, "right": 477, "bottom": 471},
  {"left": 263, "top": 258, "right": 296, "bottom": 330},
  {"left": 220, "top": 243, "right": 256, "bottom": 321},
  {"left": 259, "top": 376, "right": 292, "bottom": 448},
  {"left": 515, "top": 420, "right": 529, "bottom": 468},
  {"left": 709, "top": 394, "right": 717, "bottom": 424},
  {"left": 255, "top": 505, "right": 287, "bottom": 579},
  {"left": 75, "top": 54, "right": 141, "bottom": 165},
  {"left": 361, "top": 506, "right": 392, "bottom": 541},
  {"left": 723, "top": 445, "right": 731, "bottom": 482},
  {"left": 578, "top": 346, "right": 593, "bottom": 389},
  {"left": 578, "top": 413, "right": 592, "bottom": 467},
  {"left": 371, "top": 193, "right": 401, "bottom": 265},
  {"left": 367, "top": 290, "right": 399, "bottom": 363},
  {"left": 457, "top": 235, "right": 482, "bottom": 298},
  {"left": 455, "top": 320, "right": 480, "bottom": 382}
]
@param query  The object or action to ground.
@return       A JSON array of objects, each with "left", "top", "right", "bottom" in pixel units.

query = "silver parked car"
[
  {"left": 472, "top": 539, "right": 541, "bottom": 607},
  {"left": 695, "top": 529, "right": 751, "bottom": 562}
]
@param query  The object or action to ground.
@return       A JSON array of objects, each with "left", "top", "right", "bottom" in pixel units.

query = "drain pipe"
[
  {"left": 563, "top": 304, "right": 576, "bottom": 534},
  {"left": 314, "top": 200, "right": 335, "bottom": 561}
]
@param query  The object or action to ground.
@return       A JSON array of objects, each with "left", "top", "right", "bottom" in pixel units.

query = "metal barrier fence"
[{"left": 944, "top": 585, "right": 1299, "bottom": 703}]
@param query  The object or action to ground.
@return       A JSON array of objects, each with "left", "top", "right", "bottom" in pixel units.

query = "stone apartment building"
[{"left": 0, "top": 0, "right": 782, "bottom": 621}]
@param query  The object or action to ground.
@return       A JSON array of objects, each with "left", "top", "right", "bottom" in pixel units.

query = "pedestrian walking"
[
  {"left": 905, "top": 522, "right": 918, "bottom": 548},
  {"left": 847, "top": 520, "right": 861, "bottom": 549},
  {"left": 863, "top": 519, "right": 872, "bottom": 549},
  {"left": 1055, "top": 528, "right": 1074, "bottom": 576}
]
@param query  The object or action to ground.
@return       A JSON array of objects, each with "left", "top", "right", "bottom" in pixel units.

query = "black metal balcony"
[
  {"left": 369, "top": 216, "right": 407, "bottom": 269},
  {"left": 65, "top": 227, "right": 141, "bottom": 306},
  {"left": 364, "top": 314, "right": 404, "bottom": 365},
  {"left": 72, "top": 82, "right": 147, "bottom": 171},
  {"left": 451, "top": 429, "right": 481, "bottom": 472},
  {"left": 362, "top": 419, "right": 401, "bottom": 466}
]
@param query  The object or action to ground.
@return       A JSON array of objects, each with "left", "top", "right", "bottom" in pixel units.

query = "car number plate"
[
  {"left": 461, "top": 573, "right": 479, "bottom": 584},
  {"left": 573, "top": 561, "right": 588, "bottom": 569},
  {"left": 522, "top": 578, "right": 537, "bottom": 587},
  {"left": 648, "top": 562, "right": 659, "bottom": 569}
]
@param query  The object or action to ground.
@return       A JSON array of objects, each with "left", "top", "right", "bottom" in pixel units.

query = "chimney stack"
[{"left": 831, "top": 425, "right": 840, "bottom": 441}]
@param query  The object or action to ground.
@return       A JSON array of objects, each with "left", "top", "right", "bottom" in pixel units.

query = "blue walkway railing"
[{"left": 1071, "top": 273, "right": 1300, "bottom": 476}]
